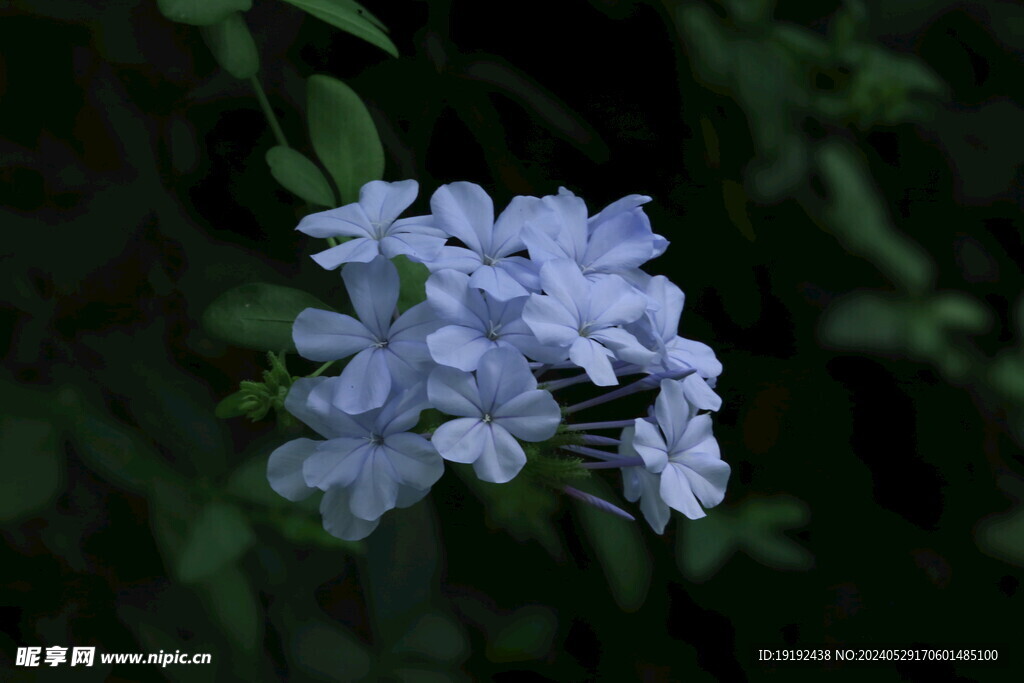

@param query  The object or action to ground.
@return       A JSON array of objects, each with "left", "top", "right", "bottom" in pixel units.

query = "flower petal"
[
  {"left": 297, "top": 203, "right": 371, "bottom": 239},
  {"left": 348, "top": 447, "right": 401, "bottom": 521},
  {"left": 430, "top": 182, "right": 492, "bottom": 253},
  {"left": 431, "top": 417, "right": 486, "bottom": 463},
  {"left": 475, "top": 347, "right": 535, "bottom": 411},
  {"left": 311, "top": 237, "right": 380, "bottom": 269},
  {"left": 303, "top": 438, "right": 372, "bottom": 490},
  {"left": 334, "top": 347, "right": 391, "bottom": 414},
  {"left": 342, "top": 256, "right": 399, "bottom": 339},
  {"left": 320, "top": 487, "right": 381, "bottom": 539},
  {"left": 472, "top": 424, "right": 527, "bottom": 484},
  {"left": 293, "top": 309, "right": 373, "bottom": 362},
  {"left": 659, "top": 463, "right": 706, "bottom": 519},
  {"left": 493, "top": 389, "right": 561, "bottom": 441},
  {"left": 358, "top": 179, "right": 418, "bottom": 226},
  {"left": 632, "top": 418, "right": 668, "bottom": 473},
  {"left": 427, "top": 326, "right": 494, "bottom": 371},
  {"left": 382, "top": 432, "right": 444, "bottom": 489},
  {"left": 427, "top": 366, "right": 483, "bottom": 417},
  {"left": 267, "top": 438, "right": 319, "bottom": 501},
  {"left": 569, "top": 336, "right": 617, "bottom": 386}
]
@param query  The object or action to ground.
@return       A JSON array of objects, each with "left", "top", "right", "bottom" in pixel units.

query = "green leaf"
[
  {"left": 486, "top": 606, "right": 558, "bottom": 663},
  {"left": 0, "top": 416, "right": 64, "bottom": 522},
  {"left": 157, "top": 0, "right": 251, "bottom": 26},
  {"left": 198, "top": 564, "right": 262, "bottom": 653},
  {"left": 281, "top": 0, "right": 398, "bottom": 57},
  {"left": 273, "top": 510, "right": 366, "bottom": 552},
  {"left": 678, "top": 513, "right": 736, "bottom": 581},
  {"left": 176, "top": 501, "right": 255, "bottom": 583},
  {"left": 307, "top": 74, "right": 385, "bottom": 204},
  {"left": 740, "top": 497, "right": 814, "bottom": 571},
  {"left": 819, "top": 291, "right": 908, "bottom": 353},
  {"left": 72, "top": 410, "right": 178, "bottom": 494},
  {"left": 202, "top": 282, "right": 333, "bottom": 352},
  {"left": 394, "top": 255, "right": 430, "bottom": 312},
  {"left": 266, "top": 146, "right": 337, "bottom": 207},
  {"left": 817, "top": 141, "right": 934, "bottom": 293},
  {"left": 929, "top": 293, "right": 991, "bottom": 335},
  {"left": 573, "top": 478, "right": 651, "bottom": 611},
  {"left": 977, "top": 506, "right": 1024, "bottom": 567},
  {"left": 200, "top": 12, "right": 259, "bottom": 79},
  {"left": 291, "top": 620, "right": 372, "bottom": 682},
  {"left": 393, "top": 611, "right": 468, "bottom": 663}
]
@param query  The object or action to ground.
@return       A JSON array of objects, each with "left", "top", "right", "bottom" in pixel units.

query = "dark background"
[{"left": 2, "top": 0, "right": 1023, "bottom": 680}]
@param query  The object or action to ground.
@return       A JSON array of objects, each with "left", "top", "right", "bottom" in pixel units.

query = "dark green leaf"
[
  {"left": 157, "top": 0, "right": 251, "bottom": 26},
  {"left": 198, "top": 565, "right": 262, "bottom": 653},
  {"left": 394, "top": 255, "right": 430, "bottom": 312},
  {"left": 202, "top": 282, "right": 333, "bottom": 352},
  {"left": 486, "top": 606, "right": 558, "bottom": 663},
  {"left": 819, "top": 291, "right": 908, "bottom": 353},
  {"left": 678, "top": 512, "right": 736, "bottom": 582},
  {"left": 176, "top": 501, "right": 255, "bottom": 583},
  {"left": 281, "top": 0, "right": 398, "bottom": 57},
  {"left": 393, "top": 611, "right": 468, "bottom": 663},
  {"left": 573, "top": 478, "right": 651, "bottom": 611},
  {"left": 291, "top": 620, "right": 371, "bottom": 681},
  {"left": 266, "top": 146, "right": 337, "bottom": 207},
  {"left": 307, "top": 74, "right": 385, "bottom": 204},
  {"left": 72, "top": 411, "right": 178, "bottom": 494},
  {"left": 0, "top": 416, "right": 63, "bottom": 522},
  {"left": 200, "top": 12, "right": 259, "bottom": 79}
]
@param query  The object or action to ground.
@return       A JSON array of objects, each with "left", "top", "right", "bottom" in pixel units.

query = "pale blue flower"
[
  {"left": 424, "top": 270, "right": 564, "bottom": 370},
  {"left": 298, "top": 179, "right": 446, "bottom": 269},
  {"left": 267, "top": 377, "right": 443, "bottom": 539},
  {"left": 522, "top": 188, "right": 667, "bottom": 280},
  {"left": 522, "top": 259, "right": 656, "bottom": 386},
  {"left": 630, "top": 379, "right": 729, "bottom": 520},
  {"left": 427, "top": 347, "right": 561, "bottom": 483},
  {"left": 619, "top": 426, "right": 671, "bottom": 534},
  {"left": 425, "top": 182, "right": 547, "bottom": 300},
  {"left": 292, "top": 256, "right": 437, "bottom": 414}
]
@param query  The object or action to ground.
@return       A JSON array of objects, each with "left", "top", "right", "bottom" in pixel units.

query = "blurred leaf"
[
  {"left": 266, "top": 146, "right": 337, "bottom": 207},
  {"left": 281, "top": 0, "right": 398, "bottom": 57},
  {"left": 198, "top": 564, "right": 262, "bottom": 653},
  {"left": 157, "top": 0, "right": 251, "bottom": 26},
  {"left": 678, "top": 496, "right": 812, "bottom": 580},
  {"left": 392, "top": 669, "right": 461, "bottom": 683},
  {"left": 739, "top": 496, "right": 813, "bottom": 570},
  {"left": 772, "top": 24, "right": 830, "bottom": 62},
  {"left": 202, "top": 282, "right": 333, "bottom": 352},
  {"left": 72, "top": 408, "right": 178, "bottom": 494},
  {"left": 393, "top": 611, "right": 469, "bottom": 663},
  {"left": 176, "top": 501, "right": 255, "bottom": 583},
  {"left": 273, "top": 510, "right": 366, "bottom": 552},
  {"left": 675, "top": 4, "right": 731, "bottom": 86},
  {"left": 990, "top": 353, "right": 1024, "bottom": 404},
  {"left": 458, "top": 59, "right": 608, "bottom": 162},
  {"left": 227, "top": 454, "right": 287, "bottom": 508},
  {"left": 929, "top": 292, "right": 991, "bottom": 335},
  {"left": 678, "top": 513, "right": 735, "bottom": 581},
  {"left": 291, "top": 620, "right": 372, "bottom": 681},
  {"left": 977, "top": 506, "right": 1024, "bottom": 567},
  {"left": 308, "top": 74, "right": 386, "bottom": 204},
  {"left": 831, "top": 0, "right": 866, "bottom": 54},
  {"left": 394, "top": 255, "right": 430, "bottom": 312},
  {"left": 454, "top": 464, "right": 563, "bottom": 557},
  {"left": 0, "top": 416, "right": 63, "bottom": 522},
  {"left": 721, "top": 0, "right": 773, "bottom": 25},
  {"left": 574, "top": 478, "right": 651, "bottom": 611},
  {"left": 817, "top": 140, "right": 933, "bottom": 293},
  {"left": 486, "top": 605, "right": 558, "bottom": 663},
  {"left": 200, "top": 12, "right": 259, "bottom": 79},
  {"left": 819, "top": 291, "right": 907, "bottom": 352},
  {"left": 365, "top": 501, "right": 441, "bottom": 643}
]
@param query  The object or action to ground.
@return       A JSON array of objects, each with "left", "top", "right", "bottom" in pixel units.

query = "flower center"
[
  {"left": 485, "top": 321, "right": 502, "bottom": 341},
  {"left": 367, "top": 432, "right": 384, "bottom": 446},
  {"left": 373, "top": 338, "right": 389, "bottom": 349},
  {"left": 578, "top": 322, "right": 594, "bottom": 337},
  {"left": 483, "top": 255, "right": 500, "bottom": 266},
  {"left": 370, "top": 221, "right": 388, "bottom": 240},
  {"left": 482, "top": 413, "right": 493, "bottom": 424}
]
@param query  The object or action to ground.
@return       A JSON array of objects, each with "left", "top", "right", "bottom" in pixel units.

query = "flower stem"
[
  {"left": 581, "top": 434, "right": 620, "bottom": 446},
  {"left": 308, "top": 361, "right": 335, "bottom": 378},
  {"left": 564, "top": 367, "right": 696, "bottom": 414},
  {"left": 250, "top": 76, "right": 289, "bottom": 148},
  {"left": 565, "top": 419, "right": 634, "bottom": 431},
  {"left": 582, "top": 456, "right": 645, "bottom": 470},
  {"left": 562, "top": 486, "right": 635, "bottom": 521}
]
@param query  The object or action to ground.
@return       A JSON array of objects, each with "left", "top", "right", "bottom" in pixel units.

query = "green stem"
[
  {"left": 309, "top": 361, "right": 335, "bottom": 379},
  {"left": 250, "top": 76, "right": 288, "bottom": 148}
]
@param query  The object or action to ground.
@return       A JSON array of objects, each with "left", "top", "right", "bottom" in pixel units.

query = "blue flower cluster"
[{"left": 268, "top": 179, "right": 728, "bottom": 539}]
